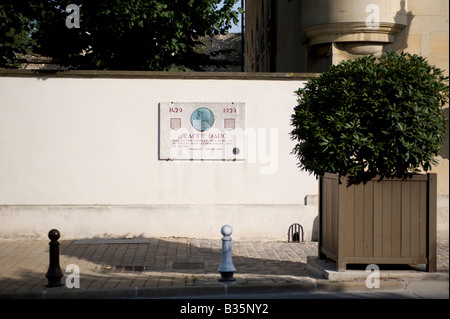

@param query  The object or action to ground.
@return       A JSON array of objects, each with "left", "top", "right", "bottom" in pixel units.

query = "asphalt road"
[{"left": 148, "top": 289, "right": 448, "bottom": 299}]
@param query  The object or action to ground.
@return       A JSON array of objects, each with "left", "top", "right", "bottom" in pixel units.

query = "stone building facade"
[
  {"left": 245, "top": 0, "right": 449, "bottom": 200},
  {"left": 245, "top": 0, "right": 449, "bottom": 75}
]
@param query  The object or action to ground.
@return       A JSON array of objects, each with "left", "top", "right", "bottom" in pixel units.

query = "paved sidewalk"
[{"left": 0, "top": 234, "right": 448, "bottom": 299}]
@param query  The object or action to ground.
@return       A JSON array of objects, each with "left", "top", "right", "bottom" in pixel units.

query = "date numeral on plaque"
[{"left": 223, "top": 108, "right": 237, "bottom": 113}]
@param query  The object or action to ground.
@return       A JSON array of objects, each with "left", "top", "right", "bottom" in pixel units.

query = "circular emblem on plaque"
[{"left": 190, "top": 107, "right": 215, "bottom": 132}]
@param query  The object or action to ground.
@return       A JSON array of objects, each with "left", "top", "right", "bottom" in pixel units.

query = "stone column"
[{"left": 302, "top": 0, "right": 408, "bottom": 62}]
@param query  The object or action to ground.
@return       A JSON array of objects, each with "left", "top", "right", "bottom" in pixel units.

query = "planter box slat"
[
  {"left": 419, "top": 181, "right": 427, "bottom": 258},
  {"left": 401, "top": 182, "right": 411, "bottom": 257},
  {"left": 354, "top": 184, "right": 364, "bottom": 257},
  {"left": 392, "top": 181, "right": 402, "bottom": 257},
  {"left": 373, "top": 181, "right": 383, "bottom": 258},
  {"left": 427, "top": 174, "right": 437, "bottom": 272},
  {"left": 363, "top": 180, "right": 374, "bottom": 258},
  {"left": 318, "top": 173, "right": 437, "bottom": 271},
  {"left": 381, "top": 181, "right": 392, "bottom": 257}
]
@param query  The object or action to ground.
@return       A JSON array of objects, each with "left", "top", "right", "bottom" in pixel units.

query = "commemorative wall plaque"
[{"left": 159, "top": 102, "right": 245, "bottom": 160}]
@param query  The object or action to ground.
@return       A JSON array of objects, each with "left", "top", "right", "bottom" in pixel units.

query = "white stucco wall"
[{"left": 0, "top": 72, "right": 319, "bottom": 240}]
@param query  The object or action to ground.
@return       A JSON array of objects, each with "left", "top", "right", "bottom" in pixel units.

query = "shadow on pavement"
[{"left": 0, "top": 237, "right": 318, "bottom": 295}]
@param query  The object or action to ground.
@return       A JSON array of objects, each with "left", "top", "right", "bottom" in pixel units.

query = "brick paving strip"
[{"left": 0, "top": 234, "right": 448, "bottom": 296}]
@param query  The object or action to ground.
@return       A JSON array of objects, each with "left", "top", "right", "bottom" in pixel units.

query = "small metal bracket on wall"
[{"left": 288, "top": 223, "right": 304, "bottom": 243}]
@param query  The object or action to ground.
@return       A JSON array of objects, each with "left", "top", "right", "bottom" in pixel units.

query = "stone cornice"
[
  {"left": 304, "top": 22, "right": 406, "bottom": 46},
  {"left": 0, "top": 69, "right": 320, "bottom": 80}
]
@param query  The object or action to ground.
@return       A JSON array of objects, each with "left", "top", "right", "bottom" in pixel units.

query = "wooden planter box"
[{"left": 318, "top": 173, "right": 437, "bottom": 272}]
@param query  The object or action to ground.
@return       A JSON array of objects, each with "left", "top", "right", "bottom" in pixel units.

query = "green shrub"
[{"left": 290, "top": 51, "right": 449, "bottom": 184}]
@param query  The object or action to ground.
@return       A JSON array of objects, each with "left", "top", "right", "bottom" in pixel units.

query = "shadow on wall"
[
  {"left": 384, "top": 0, "right": 414, "bottom": 53},
  {"left": 312, "top": 216, "right": 319, "bottom": 241},
  {"left": 443, "top": 107, "right": 449, "bottom": 160}
]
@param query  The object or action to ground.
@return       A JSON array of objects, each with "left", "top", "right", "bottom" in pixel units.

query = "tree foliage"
[
  {"left": 0, "top": 1, "right": 38, "bottom": 67},
  {"left": 290, "top": 51, "right": 449, "bottom": 184},
  {"left": 0, "top": 0, "right": 241, "bottom": 70}
]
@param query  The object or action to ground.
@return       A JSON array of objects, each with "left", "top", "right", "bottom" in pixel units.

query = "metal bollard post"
[
  {"left": 45, "top": 229, "right": 64, "bottom": 288},
  {"left": 218, "top": 225, "right": 236, "bottom": 282}
]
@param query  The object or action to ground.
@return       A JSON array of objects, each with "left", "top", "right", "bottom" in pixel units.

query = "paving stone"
[{"left": 0, "top": 235, "right": 447, "bottom": 297}]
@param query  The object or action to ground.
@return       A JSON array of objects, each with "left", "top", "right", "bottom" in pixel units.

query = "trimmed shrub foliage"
[{"left": 290, "top": 51, "right": 449, "bottom": 184}]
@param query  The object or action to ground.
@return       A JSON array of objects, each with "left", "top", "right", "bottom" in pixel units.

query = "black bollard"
[{"left": 45, "top": 229, "right": 64, "bottom": 288}]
